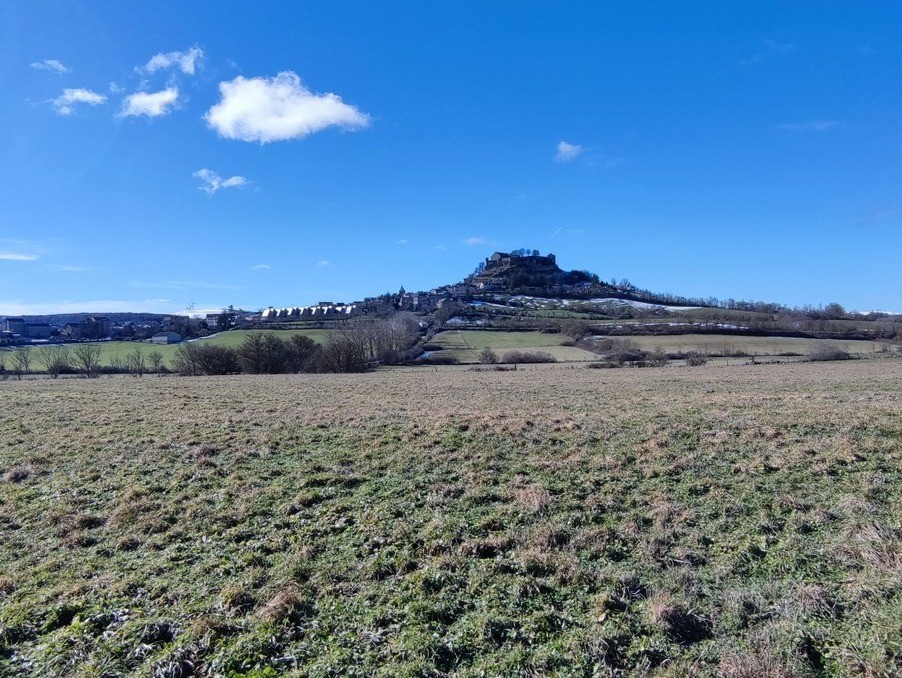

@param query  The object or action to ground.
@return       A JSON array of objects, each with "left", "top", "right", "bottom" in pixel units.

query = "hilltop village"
[
  {"left": 3, "top": 249, "right": 890, "bottom": 348},
  {"left": 1, "top": 250, "right": 607, "bottom": 346},
  {"left": 261, "top": 250, "right": 607, "bottom": 320}
]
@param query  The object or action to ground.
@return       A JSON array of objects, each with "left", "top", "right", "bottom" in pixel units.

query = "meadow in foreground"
[{"left": 1, "top": 362, "right": 900, "bottom": 676}]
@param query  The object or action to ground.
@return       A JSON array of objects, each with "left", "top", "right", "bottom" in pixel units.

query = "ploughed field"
[{"left": 1, "top": 362, "right": 900, "bottom": 676}]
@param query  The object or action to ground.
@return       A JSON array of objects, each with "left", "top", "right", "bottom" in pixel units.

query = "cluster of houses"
[
  {"left": 0, "top": 314, "right": 224, "bottom": 347},
  {"left": 259, "top": 253, "right": 573, "bottom": 324},
  {"left": 2, "top": 317, "right": 53, "bottom": 340},
  {"left": 4, "top": 251, "right": 605, "bottom": 339},
  {"left": 262, "top": 303, "right": 359, "bottom": 321}
]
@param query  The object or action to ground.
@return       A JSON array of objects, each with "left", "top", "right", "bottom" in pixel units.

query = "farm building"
[{"left": 151, "top": 332, "right": 182, "bottom": 344}]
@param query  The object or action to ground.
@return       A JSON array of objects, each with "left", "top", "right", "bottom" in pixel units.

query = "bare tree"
[
  {"left": 148, "top": 350, "right": 164, "bottom": 375},
  {"left": 11, "top": 346, "right": 31, "bottom": 380},
  {"left": 237, "top": 333, "right": 268, "bottom": 374},
  {"left": 320, "top": 329, "right": 369, "bottom": 372},
  {"left": 287, "top": 335, "right": 318, "bottom": 372},
  {"left": 126, "top": 345, "right": 146, "bottom": 376},
  {"left": 194, "top": 345, "right": 240, "bottom": 375},
  {"left": 72, "top": 344, "right": 103, "bottom": 378},
  {"left": 173, "top": 343, "right": 201, "bottom": 375},
  {"left": 37, "top": 345, "right": 70, "bottom": 378}
]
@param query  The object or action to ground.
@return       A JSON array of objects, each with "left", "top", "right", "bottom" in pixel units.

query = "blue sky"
[{"left": 2, "top": 1, "right": 901, "bottom": 315}]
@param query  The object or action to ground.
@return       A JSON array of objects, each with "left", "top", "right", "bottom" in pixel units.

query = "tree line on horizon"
[{"left": 0, "top": 314, "right": 423, "bottom": 379}]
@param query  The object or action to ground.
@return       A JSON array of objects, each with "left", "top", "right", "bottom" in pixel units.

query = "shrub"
[
  {"left": 561, "top": 320, "right": 589, "bottom": 341},
  {"left": 478, "top": 348, "right": 499, "bottom": 364},
  {"left": 808, "top": 343, "right": 851, "bottom": 361},
  {"left": 502, "top": 350, "right": 556, "bottom": 364},
  {"left": 685, "top": 352, "right": 709, "bottom": 366},
  {"left": 648, "top": 347, "right": 669, "bottom": 367},
  {"left": 197, "top": 345, "right": 241, "bottom": 375}
]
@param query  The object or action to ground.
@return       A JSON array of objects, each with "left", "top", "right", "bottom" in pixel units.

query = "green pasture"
[
  {"left": 430, "top": 330, "right": 598, "bottom": 362},
  {"left": 3, "top": 329, "right": 333, "bottom": 369},
  {"left": 621, "top": 333, "right": 886, "bottom": 357},
  {"left": 428, "top": 330, "right": 891, "bottom": 364}
]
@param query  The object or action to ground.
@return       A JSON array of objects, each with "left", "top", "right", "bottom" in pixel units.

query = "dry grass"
[{"left": 1, "top": 360, "right": 901, "bottom": 675}]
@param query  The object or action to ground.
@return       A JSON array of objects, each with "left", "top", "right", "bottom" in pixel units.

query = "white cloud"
[
  {"left": 250, "top": 264, "right": 271, "bottom": 271},
  {"left": 142, "top": 46, "right": 204, "bottom": 75},
  {"left": 119, "top": 88, "right": 179, "bottom": 118},
  {"left": 49, "top": 265, "right": 99, "bottom": 272},
  {"left": 555, "top": 140, "right": 584, "bottom": 163},
  {"left": 205, "top": 71, "right": 370, "bottom": 143},
  {"left": 0, "top": 252, "right": 39, "bottom": 261},
  {"left": 463, "top": 237, "right": 485, "bottom": 246},
  {"left": 50, "top": 88, "right": 106, "bottom": 115},
  {"left": 193, "top": 168, "right": 249, "bottom": 194},
  {"left": 776, "top": 120, "right": 844, "bottom": 132},
  {"left": 31, "top": 59, "right": 70, "bottom": 74},
  {"left": 317, "top": 260, "right": 330, "bottom": 268},
  {"left": 396, "top": 239, "right": 408, "bottom": 245}
]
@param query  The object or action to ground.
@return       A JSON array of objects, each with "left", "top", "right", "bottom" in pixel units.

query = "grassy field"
[
  {"left": 429, "top": 330, "right": 887, "bottom": 363},
  {"left": 430, "top": 330, "right": 599, "bottom": 362},
  {"left": 1, "top": 329, "right": 333, "bottom": 370},
  {"left": 1, "top": 362, "right": 900, "bottom": 675},
  {"left": 618, "top": 334, "right": 884, "bottom": 357}
]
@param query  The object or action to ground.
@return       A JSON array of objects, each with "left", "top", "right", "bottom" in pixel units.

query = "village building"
[
  {"left": 24, "top": 323, "right": 52, "bottom": 339},
  {"left": 151, "top": 331, "right": 182, "bottom": 344},
  {"left": 4, "top": 318, "right": 26, "bottom": 335}
]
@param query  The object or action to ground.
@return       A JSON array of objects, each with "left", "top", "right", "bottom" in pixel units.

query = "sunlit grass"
[{"left": 1, "top": 361, "right": 900, "bottom": 675}]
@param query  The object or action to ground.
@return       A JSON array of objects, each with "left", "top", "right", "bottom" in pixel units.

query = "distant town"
[
  {"left": 3, "top": 249, "right": 896, "bottom": 348},
  {"left": 1, "top": 251, "right": 603, "bottom": 347}
]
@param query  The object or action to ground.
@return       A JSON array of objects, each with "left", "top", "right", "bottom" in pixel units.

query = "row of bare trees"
[
  {"left": 172, "top": 334, "right": 320, "bottom": 376},
  {"left": 1, "top": 313, "right": 423, "bottom": 379},
  {"left": 0, "top": 344, "right": 165, "bottom": 379},
  {"left": 172, "top": 315, "right": 422, "bottom": 376}
]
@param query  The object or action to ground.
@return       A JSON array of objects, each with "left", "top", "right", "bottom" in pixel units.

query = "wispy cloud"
[
  {"left": 31, "top": 59, "right": 70, "bottom": 74},
  {"left": 141, "top": 46, "right": 204, "bottom": 75},
  {"left": 49, "top": 88, "right": 106, "bottom": 115},
  {"left": 396, "top": 239, "right": 408, "bottom": 245},
  {"left": 0, "top": 252, "right": 39, "bottom": 261},
  {"left": 555, "top": 140, "right": 584, "bottom": 163},
  {"left": 119, "top": 87, "right": 179, "bottom": 118},
  {"left": 463, "top": 237, "right": 485, "bottom": 246},
  {"left": 742, "top": 39, "right": 796, "bottom": 66},
  {"left": 317, "top": 260, "right": 330, "bottom": 268},
  {"left": 250, "top": 264, "right": 271, "bottom": 271},
  {"left": 193, "top": 169, "right": 249, "bottom": 195},
  {"left": 205, "top": 71, "right": 370, "bottom": 143},
  {"left": 776, "top": 120, "right": 844, "bottom": 133},
  {"left": 48, "top": 264, "right": 101, "bottom": 273}
]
